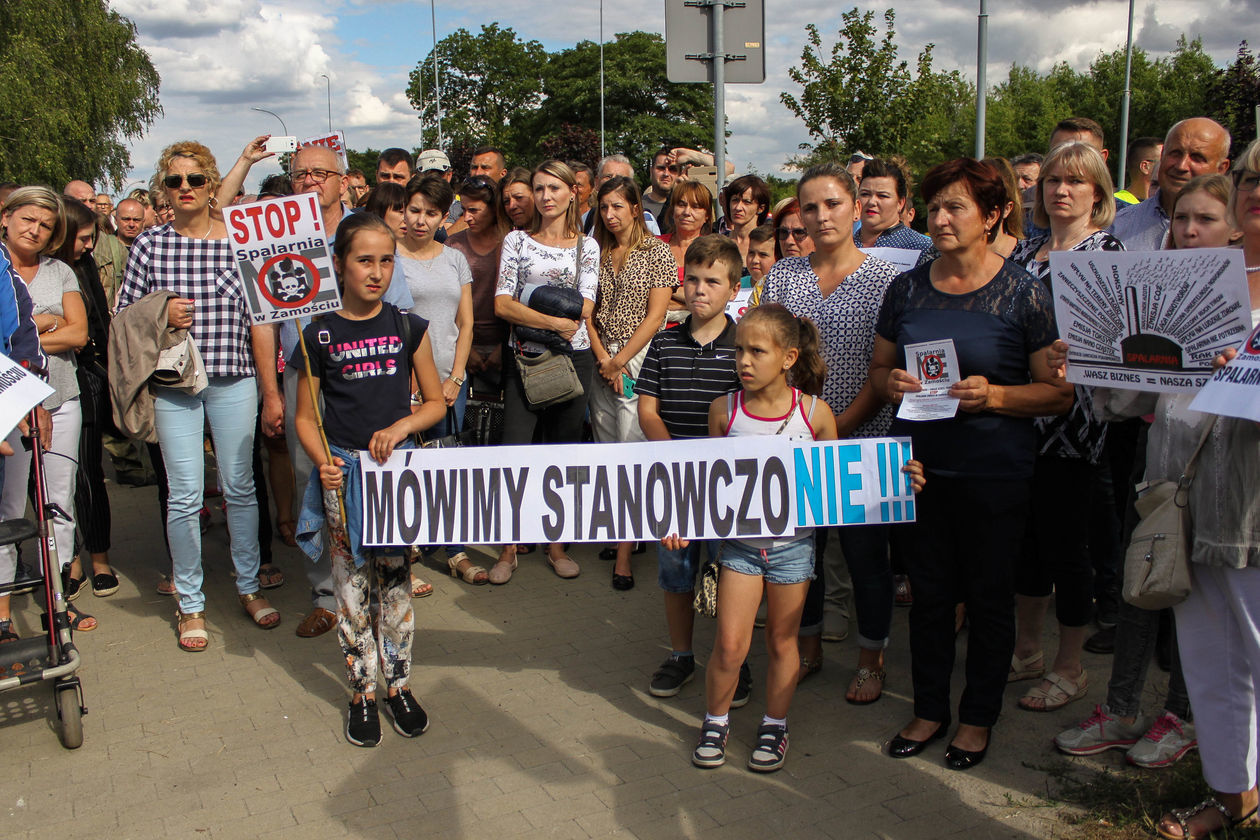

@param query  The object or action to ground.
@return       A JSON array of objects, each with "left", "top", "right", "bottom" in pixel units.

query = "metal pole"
[
  {"left": 430, "top": 0, "right": 443, "bottom": 148},
  {"left": 1117, "top": 0, "right": 1136, "bottom": 189},
  {"left": 974, "top": 0, "right": 987, "bottom": 159},
  {"left": 599, "top": 0, "right": 605, "bottom": 159},
  {"left": 251, "top": 107, "right": 288, "bottom": 136},
  {"left": 321, "top": 74, "right": 332, "bottom": 132},
  {"left": 713, "top": 0, "right": 726, "bottom": 204}
]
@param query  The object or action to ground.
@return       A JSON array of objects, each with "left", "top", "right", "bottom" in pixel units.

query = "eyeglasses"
[
  {"left": 777, "top": 227, "right": 809, "bottom": 240},
  {"left": 163, "top": 173, "right": 208, "bottom": 189},
  {"left": 462, "top": 177, "right": 492, "bottom": 190},
  {"left": 291, "top": 168, "right": 341, "bottom": 184},
  {"left": 1234, "top": 170, "right": 1260, "bottom": 192}
]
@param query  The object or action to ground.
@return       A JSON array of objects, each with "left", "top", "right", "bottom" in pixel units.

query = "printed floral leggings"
[{"left": 331, "top": 549, "right": 413, "bottom": 695}]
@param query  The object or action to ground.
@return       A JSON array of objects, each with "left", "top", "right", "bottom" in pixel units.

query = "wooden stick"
[{"left": 297, "top": 329, "right": 348, "bottom": 525}]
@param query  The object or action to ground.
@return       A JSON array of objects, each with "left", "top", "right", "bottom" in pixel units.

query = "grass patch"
[{"left": 1048, "top": 754, "right": 1260, "bottom": 839}]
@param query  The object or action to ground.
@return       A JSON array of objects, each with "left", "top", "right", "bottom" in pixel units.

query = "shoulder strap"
[
  {"left": 392, "top": 305, "right": 413, "bottom": 379},
  {"left": 1180, "top": 416, "right": 1216, "bottom": 483}
]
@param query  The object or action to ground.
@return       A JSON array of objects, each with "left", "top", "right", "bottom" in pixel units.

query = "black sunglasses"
[{"left": 164, "top": 173, "right": 208, "bottom": 189}]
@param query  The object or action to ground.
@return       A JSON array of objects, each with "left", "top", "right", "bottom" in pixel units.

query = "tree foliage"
[
  {"left": 1209, "top": 41, "right": 1260, "bottom": 156},
  {"left": 0, "top": 0, "right": 161, "bottom": 188}
]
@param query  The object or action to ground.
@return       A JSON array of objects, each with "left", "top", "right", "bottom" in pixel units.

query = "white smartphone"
[{"left": 263, "top": 135, "right": 298, "bottom": 154}]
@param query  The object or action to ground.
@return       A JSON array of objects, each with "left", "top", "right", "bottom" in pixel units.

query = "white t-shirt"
[{"left": 496, "top": 230, "right": 600, "bottom": 351}]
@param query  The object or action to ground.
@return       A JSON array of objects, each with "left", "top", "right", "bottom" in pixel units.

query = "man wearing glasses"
[{"left": 342, "top": 169, "right": 369, "bottom": 208}]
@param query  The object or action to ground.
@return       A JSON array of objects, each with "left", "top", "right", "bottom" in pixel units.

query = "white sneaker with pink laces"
[{"left": 1126, "top": 711, "right": 1197, "bottom": 768}]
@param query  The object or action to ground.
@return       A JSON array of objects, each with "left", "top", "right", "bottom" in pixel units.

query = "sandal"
[
  {"left": 176, "top": 610, "right": 209, "bottom": 652},
  {"left": 1019, "top": 670, "right": 1087, "bottom": 712},
  {"left": 1008, "top": 650, "right": 1045, "bottom": 683},
  {"left": 797, "top": 655, "right": 823, "bottom": 684},
  {"left": 1157, "top": 797, "right": 1260, "bottom": 840},
  {"left": 846, "top": 666, "right": 886, "bottom": 705},
  {"left": 257, "top": 563, "right": 285, "bottom": 590},
  {"left": 276, "top": 519, "right": 297, "bottom": 548},
  {"left": 410, "top": 575, "right": 434, "bottom": 598},
  {"left": 447, "top": 552, "right": 488, "bottom": 585},
  {"left": 239, "top": 592, "right": 281, "bottom": 629},
  {"left": 156, "top": 574, "right": 176, "bottom": 596},
  {"left": 46, "top": 605, "right": 98, "bottom": 633},
  {"left": 0, "top": 619, "right": 18, "bottom": 644}
]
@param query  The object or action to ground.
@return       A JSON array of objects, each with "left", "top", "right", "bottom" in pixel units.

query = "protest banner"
[
  {"left": 225, "top": 193, "right": 342, "bottom": 325},
  {"left": 0, "top": 351, "right": 54, "bottom": 439},
  {"left": 1189, "top": 320, "right": 1260, "bottom": 422},
  {"left": 726, "top": 286, "right": 754, "bottom": 321},
  {"left": 299, "top": 130, "right": 349, "bottom": 171},
  {"left": 1049, "top": 248, "right": 1252, "bottom": 392},
  {"left": 359, "top": 435, "right": 915, "bottom": 547},
  {"left": 860, "top": 246, "right": 921, "bottom": 274}
]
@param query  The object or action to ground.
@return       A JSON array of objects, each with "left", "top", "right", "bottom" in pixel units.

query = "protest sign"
[
  {"left": 299, "top": 131, "right": 349, "bottom": 171},
  {"left": 359, "top": 435, "right": 916, "bottom": 547},
  {"left": 1189, "top": 320, "right": 1260, "bottom": 422},
  {"left": 726, "top": 287, "right": 754, "bottom": 321},
  {"left": 860, "top": 246, "right": 921, "bottom": 275},
  {"left": 897, "top": 338, "right": 961, "bottom": 421},
  {"left": 225, "top": 193, "right": 342, "bottom": 325},
  {"left": 1049, "top": 248, "right": 1252, "bottom": 392},
  {"left": 0, "top": 352, "right": 53, "bottom": 439}
]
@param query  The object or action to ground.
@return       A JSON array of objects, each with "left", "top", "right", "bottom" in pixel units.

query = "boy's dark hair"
[
  {"left": 378, "top": 147, "right": 414, "bottom": 171},
  {"left": 684, "top": 234, "right": 742, "bottom": 289},
  {"left": 258, "top": 174, "right": 293, "bottom": 198},
  {"left": 748, "top": 223, "right": 775, "bottom": 246},
  {"left": 405, "top": 174, "right": 455, "bottom": 214}
]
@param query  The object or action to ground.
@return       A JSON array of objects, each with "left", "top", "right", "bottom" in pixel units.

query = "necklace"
[
  {"left": 200, "top": 220, "right": 212, "bottom": 240},
  {"left": 1246, "top": 264, "right": 1260, "bottom": 273}
]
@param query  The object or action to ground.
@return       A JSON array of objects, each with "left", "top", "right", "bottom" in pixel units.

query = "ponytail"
[{"left": 739, "top": 304, "right": 828, "bottom": 396}]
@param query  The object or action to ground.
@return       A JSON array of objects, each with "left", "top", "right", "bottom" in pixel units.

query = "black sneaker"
[
  {"left": 747, "top": 722, "right": 789, "bottom": 772},
  {"left": 384, "top": 689, "right": 429, "bottom": 737},
  {"left": 346, "top": 697, "right": 381, "bottom": 747},
  {"left": 692, "top": 720, "right": 730, "bottom": 768},
  {"left": 650, "top": 655, "right": 695, "bottom": 697},
  {"left": 731, "top": 662, "right": 752, "bottom": 709},
  {"left": 1084, "top": 626, "right": 1116, "bottom": 654}
]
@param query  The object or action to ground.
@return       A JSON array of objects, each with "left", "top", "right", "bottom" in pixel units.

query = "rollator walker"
[{"left": 0, "top": 400, "right": 87, "bottom": 749}]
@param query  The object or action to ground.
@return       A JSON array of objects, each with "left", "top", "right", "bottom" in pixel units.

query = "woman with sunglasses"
[
  {"left": 446, "top": 176, "right": 510, "bottom": 396},
  {"left": 116, "top": 140, "right": 278, "bottom": 652},
  {"left": 772, "top": 198, "right": 815, "bottom": 261}
]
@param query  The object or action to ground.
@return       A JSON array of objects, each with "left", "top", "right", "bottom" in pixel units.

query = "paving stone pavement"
[{"left": 1, "top": 479, "right": 1176, "bottom": 839}]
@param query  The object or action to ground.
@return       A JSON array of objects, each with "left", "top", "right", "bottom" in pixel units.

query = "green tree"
[
  {"left": 779, "top": 9, "right": 973, "bottom": 175},
  {"left": 406, "top": 24, "right": 546, "bottom": 154},
  {"left": 1210, "top": 42, "right": 1260, "bottom": 156},
  {"left": 528, "top": 32, "right": 714, "bottom": 175},
  {"left": 0, "top": 0, "right": 160, "bottom": 188}
]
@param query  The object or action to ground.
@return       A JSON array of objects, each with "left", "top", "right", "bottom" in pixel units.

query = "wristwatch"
[{"left": 451, "top": 375, "right": 465, "bottom": 386}]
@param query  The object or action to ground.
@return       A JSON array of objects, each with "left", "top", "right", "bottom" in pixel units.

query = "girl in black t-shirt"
[{"left": 295, "top": 213, "right": 446, "bottom": 747}]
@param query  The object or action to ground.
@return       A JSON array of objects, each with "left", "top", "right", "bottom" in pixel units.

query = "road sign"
[{"left": 665, "top": 0, "right": 765, "bottom": 84}]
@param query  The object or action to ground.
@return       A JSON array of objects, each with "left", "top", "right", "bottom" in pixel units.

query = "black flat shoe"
[
  {"left": 92, "top": 571, "right": 120, "bottom": 597},
  {"left": 888, "top": 718, "right": 949, "bottom": 758},
  {"left": 612, "top": 573, "right": 635, "bottom": 591},
  {"left": 599, "top": 543, "right": 646, "bottom": 561},
  {"left": 944, "top": 739, "right": 989, "bottom": 770}
]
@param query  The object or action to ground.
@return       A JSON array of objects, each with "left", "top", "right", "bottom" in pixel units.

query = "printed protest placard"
[
  {"left": 726, "top": 287, "right": 754, "bottom": 321},
  {"left": 0, "top": 351, "right": 53, "bottom": 439},
  {"left": 1189, "top": 321, "right": 1260, "bottom": 422},
  {"left": 1049, "top": 248, "right": 1252, "bottom": 392},
  {"left": 226, "top": 193, "right": 342, "bottom": 325},
  {"left": 897, "top": 338, "right": 961, "bottom": 421},
  {"left": 359, "top": 435, "right": 915, "bottom": 547},
  {"left": 860, "top": 247, "right": 921, "bottom": 275},
  {"left": 299, "top": 131, "right": 349, "bottom": 171}
]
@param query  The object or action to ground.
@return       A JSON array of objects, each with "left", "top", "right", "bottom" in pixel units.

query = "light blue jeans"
[{"left": 154, "top": 377, "right": 260, "bottom": 613}]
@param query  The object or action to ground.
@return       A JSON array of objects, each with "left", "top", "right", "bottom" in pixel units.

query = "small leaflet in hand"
[
  {"left": 897, "top": 339, "right": 961, "bottom": 421},
  {"left": 0, "top": 351, "right": 54, "bottom": 439}
]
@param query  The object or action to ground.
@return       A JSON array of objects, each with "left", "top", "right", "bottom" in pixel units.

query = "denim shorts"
[
  {"left": 658, "top": 540, "right": 720, "bottom": 593},
  {"left": 719, "top": 537, "right": 816, "bottom": 585}
]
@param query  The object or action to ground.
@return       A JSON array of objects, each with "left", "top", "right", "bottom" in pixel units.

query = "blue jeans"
[
  {"left": 154, "top": 377, "right": 260, "bottom": 613},
  {"left": 422, "top": 379, "right": 470, "bottom": 556},
  {"left": 720, "top": 537, "right": 815, "bottom": 585}
]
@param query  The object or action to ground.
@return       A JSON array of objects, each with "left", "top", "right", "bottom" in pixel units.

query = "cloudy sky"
[{"left": 109, "top": 0, "right": 1248, "bottom": 192}]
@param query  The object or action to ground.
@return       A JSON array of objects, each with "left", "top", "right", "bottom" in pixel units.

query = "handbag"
[
  {"left": 421, "top": 408, "right": 476, "bottom": 449},
  {"left": 693, "top": 547, "right": 722, "bottom": 618},
  {"left": 512, "top": 236, "right": 586, "bottom": 409},
  {"left": 462, "top": 396, "right": 504, "bottom": 446},
  {"left": 1122, "top": 419, "right": 1214, "bottom": 609}
]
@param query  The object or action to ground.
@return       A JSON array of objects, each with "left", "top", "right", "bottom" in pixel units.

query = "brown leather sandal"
[
  {"left": 240, "top": 592, "right": 280, "bottom": 629},
  {"left": 177, "top": 610, "right": 209, "bottom": 652}
]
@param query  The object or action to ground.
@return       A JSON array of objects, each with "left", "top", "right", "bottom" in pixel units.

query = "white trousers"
[
  {"left": 588, "top": 343, "right": 648, "bottom": 444},
  {"left": 1175, "top": 562, "right": 1260, "bottom": 793},
  {"left": 1, "top": 399, "right": 82, "bottom": 578}
]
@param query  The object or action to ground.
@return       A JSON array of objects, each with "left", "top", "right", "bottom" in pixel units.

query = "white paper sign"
[
  {"left": 860, "top": 246, "right": 921, "bottom": 274},
  {"left": 726, "top": 287, "right": 754, "bottom": 321},
  {"left": 299, "top": 130, "right": 350, "bottom": 171},
  {"left": 225, "top": 193, "right": 342, "bottom": 325},
  {"left": 897, "top": 338, "right": 961, "bottom": 421},
  {"left": 0, "top": 352, "right": 54, "bottom": 438},
  {"left": 359, "top": 436, "right": 916, "bottom": 547},
  {"left": 1049, "top": 248, "right": 1252, "bottom": 392},
  {"left": 1189, "top": 321, "right": 1260, "bottom": 422}
]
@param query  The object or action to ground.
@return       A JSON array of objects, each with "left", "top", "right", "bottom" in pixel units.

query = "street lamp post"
[
  {"left": 430, "top": 0, "right": 443, "bottom": 148},
  {"left": 320, "top": 74, "right": 332, "bottom": 133},
  {"left": 1117, "top": 0, "right": 1136, "bottom": 187},
  {"left": 974, "top": 0, "right": 988, "bottom": 159},
  {"left": 251, "top": 107, "right": 288, "bottom": 136},
  {"left": 599, "top": 0, "right": 605, "bottom": 159}
]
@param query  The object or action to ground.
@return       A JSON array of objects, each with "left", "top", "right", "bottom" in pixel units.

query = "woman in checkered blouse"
[{"left": 116, "top": 141, "right": 278, "bottom": 652}]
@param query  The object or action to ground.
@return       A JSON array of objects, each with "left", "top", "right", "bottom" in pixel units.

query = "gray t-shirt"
[
  {"left": 400, "top": 246, "right": 473, "bottom": 380},
  {"left": 25, "top": 257, "right": 80, "bottom": 410}
]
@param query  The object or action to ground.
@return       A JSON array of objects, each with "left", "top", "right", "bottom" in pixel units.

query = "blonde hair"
[
  {"left": 157, "top": 140, "right": 222, "bottom": 199},
  {"left": 1230, "top": 138, "right": 1260, "bottom": 226},
  {"left": 530, "top": 159, "right": 581, "bottom": 237},
  {"left": 1033, "top": 141, "right": 1116, "bottom": 230},
  {"left": 1168, "top": 174, "right": 1236, "bottom": 249},
  {"left": 2, "top": 186, "right": 67, "bottom": 255}
]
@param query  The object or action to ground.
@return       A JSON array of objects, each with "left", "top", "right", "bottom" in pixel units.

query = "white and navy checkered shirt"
[{"left": 116, "top": 225, "right": 256, "bottom": 378}]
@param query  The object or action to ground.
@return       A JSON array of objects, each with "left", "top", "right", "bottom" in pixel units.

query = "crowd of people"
[{"left": 1, "top": 112, "right": 1257, "bottom": 839}]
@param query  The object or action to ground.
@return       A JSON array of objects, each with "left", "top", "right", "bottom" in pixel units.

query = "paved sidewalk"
[{"left": 2, "top": 480, "right": 1171, "bottom": 839}]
